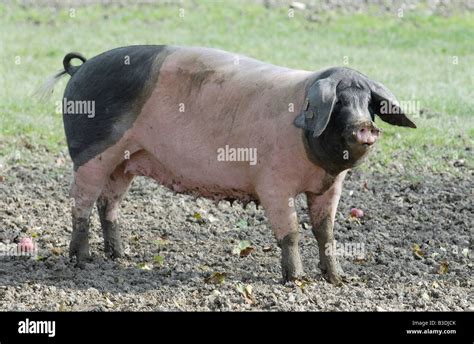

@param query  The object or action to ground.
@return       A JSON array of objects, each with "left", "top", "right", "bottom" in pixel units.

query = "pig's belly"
[{"left": 123, "top": 150, "right": 258, "bottom": 202}]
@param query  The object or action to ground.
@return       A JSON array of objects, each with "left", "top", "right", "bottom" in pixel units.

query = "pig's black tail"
[{"left": 63, "top": 52, "right": 87, "bottom": 76}]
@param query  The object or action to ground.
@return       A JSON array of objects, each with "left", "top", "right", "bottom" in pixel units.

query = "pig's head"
[{"left": 294, "top": 67, "right": 416, "bottom": 175}]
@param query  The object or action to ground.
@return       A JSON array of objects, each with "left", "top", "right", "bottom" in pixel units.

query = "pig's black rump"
[{"left": 62, "top": 45, "right": 173, "bottom": 169}]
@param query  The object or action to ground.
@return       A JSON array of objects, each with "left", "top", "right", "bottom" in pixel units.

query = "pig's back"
[{"left": 128, "top": 46, "right": 313, "bottom": 196}]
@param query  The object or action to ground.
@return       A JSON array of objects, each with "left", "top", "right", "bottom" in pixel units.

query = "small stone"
[
  {"left": 105, "top": 297, "right": 114, "bottom": 308},
  {"left": 290, "top": 2, "right": 306, "bottom": 10},
  {"left": 208, "top": 215, "right": 218, "bottom": 223}
]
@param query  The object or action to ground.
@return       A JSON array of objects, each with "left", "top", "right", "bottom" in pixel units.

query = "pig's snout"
[{"left": 354, "top": 125, "right": 380, "bottom": 146}]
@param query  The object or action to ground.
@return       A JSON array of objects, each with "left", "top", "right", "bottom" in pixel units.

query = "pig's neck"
[{"left": 303, "top": 131, "right": 367, "bottom": 176}]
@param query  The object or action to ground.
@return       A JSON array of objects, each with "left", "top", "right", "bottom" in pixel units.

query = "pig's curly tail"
[
  {"left": 34, "top": 52, "right": 87, "bottom": 100},
  {"left": 63, "top": 52, "right": 87, "bottom": 76}
]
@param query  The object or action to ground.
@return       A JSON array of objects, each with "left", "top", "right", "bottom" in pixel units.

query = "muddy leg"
[
  {"left": 278, "top": 231, "right": 304, "bottom": 282},
  {"left": 69, "top": 165, "right": 108, "bottom": 266},
  {"left": 96, "top": 163, "right": 134, "bottom": 259},
  {"left": 258, "top": 190, "right": 304, "bottom": 282},
  {"left": 306, "top": 173, "right": 346, "bottom": 285}
]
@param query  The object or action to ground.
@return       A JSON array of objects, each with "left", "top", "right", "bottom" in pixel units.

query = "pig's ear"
[
  {"left": 294, "top": 78, "right": 337, "bottom": 137},
  {"left": 367, "top": 80, "right": 417, "bottom": 128}
]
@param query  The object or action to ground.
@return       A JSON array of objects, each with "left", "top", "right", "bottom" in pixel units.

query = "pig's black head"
[{"left": 294, "top": 67, "right": 416, "bottom": 175}]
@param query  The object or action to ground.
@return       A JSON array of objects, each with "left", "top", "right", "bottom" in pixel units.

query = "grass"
[{"left": 0, "top": 0, "right": 472, "bottom": 175}]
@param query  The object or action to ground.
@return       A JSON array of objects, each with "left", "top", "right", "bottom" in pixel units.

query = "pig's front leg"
[
  {"left": 259, "top": 191, "right": 304, "bottom": 282},
  {"left": 306, "top": 173, "right": 346, "bottom": 285}
]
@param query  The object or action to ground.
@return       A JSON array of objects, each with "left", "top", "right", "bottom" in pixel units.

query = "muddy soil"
[{"left": 0, "top": 147, "right": 472, "bottom": 311}]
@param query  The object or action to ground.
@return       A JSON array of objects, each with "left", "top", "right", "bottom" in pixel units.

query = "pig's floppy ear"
[
  {"left": 367, "top": 80, "right": 417, "bottom": 128},
  {"left": 294, "top": 78, "right": 337, "bottom": 137}
]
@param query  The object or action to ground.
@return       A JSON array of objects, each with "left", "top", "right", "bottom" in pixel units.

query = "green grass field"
[{"left": 0, "top": 1, "right": 472, "bottom": 175}]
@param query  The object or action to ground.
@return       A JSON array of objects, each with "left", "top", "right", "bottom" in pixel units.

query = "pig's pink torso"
[{"left": 121, "top": 47, "right": 335, "bottom": 200}]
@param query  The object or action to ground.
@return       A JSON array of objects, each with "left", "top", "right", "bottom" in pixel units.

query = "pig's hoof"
[
  {"left": 103, "top": 222, "right": 123, "bottom": 259},
  {"left": 69, "top": 252, "right": 91, "bottom": 268},
  {"left": 69, "top": 243, "right": 91, "bottom": 267},
  {"left": 104, "top": 242, "right": 123, "bottom": 259},
  {"left": 282, "top": 266, "right": 305, "bottom": 283},
  {"left": 322, "top": 271, "right": 344, "bottom": 286}
]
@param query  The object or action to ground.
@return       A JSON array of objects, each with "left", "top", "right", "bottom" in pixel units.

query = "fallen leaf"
[
  {"left": 153, "top": 255, "right": 164, "bottom": 266},
  {"left": 438, "top": 261, "right": 449, "bottom": 275},
  {"left": 205, "top": 272, "right": 227, "bottom": 285},
  {"left": 232, "top": 240, "right": 254, "bottom": 257},
  {"left": 236, "top": 219, "right": 248, "bottom": 229},
  {"left": 137, "top": 262, "right": 152, "bottom": 270},
  {"left": 236, "top": 282, "right": 255, "bottom": 304},
  {"left": 0, "top": 175, "right": 4, "bottom": 182},
  {"left": 197, "top": 264, "right": 211, "bottom": 272},
  {"left": 240, "top": 246, "right": 255, "bottom": 257},
  {"left": 192, "top": 212, "right": 206, "bottom": 224},
  {"left": 51, "top": 247, "right": 63, "bottom": 256},
  {"left": 105, "top": 297, "right": 114, "bottom": 308},
  {"left": 412, "top": 244, "right": 425, "bottom": 259},
  {"left": 294, "top": 277, "right": 311, "bottom": 290},
  {"left": 363, "top": 181, "right": 369, "bottom": 191},
  {"left": 462, "top": 248, "right": 469, "bottom": 258},
  {"left": 353, "top": 256, "right": 367, "bottom": 264},
  {"left": 239, "top": 240, "right": 251, "bottom": 250}
]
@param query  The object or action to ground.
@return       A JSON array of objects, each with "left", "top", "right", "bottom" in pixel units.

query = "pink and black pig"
[{"left": 44, "top": 45, "right": 416, "bottom": 284}]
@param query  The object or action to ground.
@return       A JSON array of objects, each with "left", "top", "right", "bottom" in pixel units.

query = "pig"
[{"left": 43, "top": 45, "right": 416, "bottom": 284}]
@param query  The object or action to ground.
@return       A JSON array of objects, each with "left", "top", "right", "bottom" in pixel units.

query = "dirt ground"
[{"left": 0, "top": 144, "right": 472, "bottom": 311}]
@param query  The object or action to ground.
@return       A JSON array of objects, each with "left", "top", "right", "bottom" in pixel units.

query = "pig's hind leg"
[
  {"left": 69, "top": 161, "right": 110, "bottom": 266},
  {"left": 96, "top": 163, "right": 134, "bottom": 259}
]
